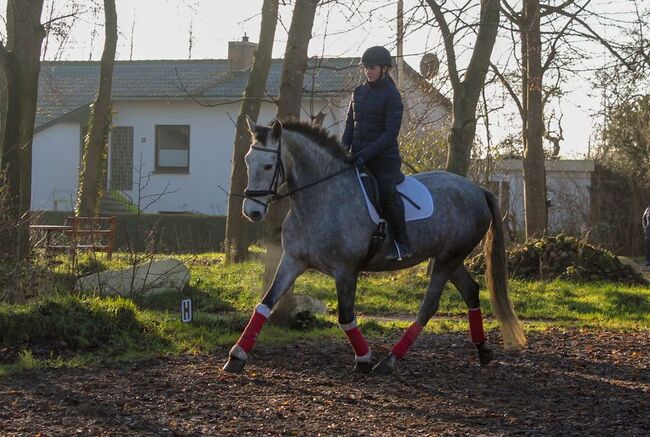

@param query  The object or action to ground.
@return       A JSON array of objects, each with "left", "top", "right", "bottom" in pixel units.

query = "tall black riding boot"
[
  {"left": 385, "top": 216, "right": 412, "bottom": 261},
  {"left": 376, "top": 176, "right": 411, "bottom": 261}
]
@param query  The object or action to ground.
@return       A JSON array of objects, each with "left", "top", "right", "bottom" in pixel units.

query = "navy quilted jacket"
[{"left": 342, "top": 76, "right": 404, "bottom": 168}]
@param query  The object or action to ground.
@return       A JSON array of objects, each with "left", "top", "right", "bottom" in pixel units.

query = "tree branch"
[
  {"left": 541, "top": 1, "right": 589, "bottom": 73},
  {"left": 489, "top": 61, "right": 524, "bottom": 120},
  {"left": 426, "top": 0, "right": 461, "bottom": 92},
  {"left": 540, "top": 0, "right": 576, "bottom": 17},
  {"left": 42, "top": 12, "right": 79, "bottom": 27},
  {"left": 463, "top": 0, "right": 501, "bottom": 93},
  {"left": 500, "top": 0, "right": 519, "bottom": 23},
  {"left": 547, "top": 4, "right": 635, "bottom": 70}
]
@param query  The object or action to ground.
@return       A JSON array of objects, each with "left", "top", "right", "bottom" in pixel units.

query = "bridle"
[
  {"left": 242, "top": 141, "right": 286, "bottom": 208},
  {"left": 241, "top": 137, "right": 353, "bottom": 209}
]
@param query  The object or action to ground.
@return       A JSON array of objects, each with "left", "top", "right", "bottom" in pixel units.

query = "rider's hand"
[{"left": 344, "top": 151, "right": 365, "bottom": 166}]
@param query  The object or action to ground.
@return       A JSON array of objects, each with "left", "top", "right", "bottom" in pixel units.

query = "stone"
[
  {"left": 290, "top": 294, "right": 327, "bottom": 318},
  {"left": 617, "top": 256, "right": 642, "bottom": 275},
  {"left": 77, "top": 258, "right": 190, "bottom": 296}
]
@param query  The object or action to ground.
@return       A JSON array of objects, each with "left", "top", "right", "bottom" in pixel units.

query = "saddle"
[
  {"left": 356, "top": 167, "right": 434, "bottom": 224},
  {"left": 356, "top": 166, "right": 434, "bottom": 266}
]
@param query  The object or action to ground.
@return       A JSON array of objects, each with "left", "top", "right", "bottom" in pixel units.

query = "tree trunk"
[
  {"left": 224, "top": 0, "right": 279, "bottom": 263},
  {"left": 0, "top": 0, "right": 45, "bottom": 262},
  {"left": 441, "top": 0, "right": 500, "bottom": 176},
  {"left": 76, "top": 0, "right": 117, "bottom": 217},
  {"left": 522, "top": 0, "right": 547, "bottom": 237},
  {"left": 264, "top": 0, "right": 319, "bottom": 326},
  {"left": 275, "top": 0, "right": 319, "bottom": 120},
  {"left": 446, "top": 96, "right": 480, "bottom": 176}
]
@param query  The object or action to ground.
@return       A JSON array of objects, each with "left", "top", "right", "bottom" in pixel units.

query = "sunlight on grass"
[
  {"left": 1, "top": 251, "right": 648, "bottom": 375},
  {"left": 0, "top": 350, "right": 41, "bottom": 377}
]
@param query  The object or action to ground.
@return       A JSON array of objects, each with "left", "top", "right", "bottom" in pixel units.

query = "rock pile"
[{"left": 467, "top": 234, "right": 646, "bottom": 284}]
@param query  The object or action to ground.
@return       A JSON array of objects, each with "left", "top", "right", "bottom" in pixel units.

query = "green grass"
[{"left": 1, "top": 251, "right": 648, "bottom": 375}]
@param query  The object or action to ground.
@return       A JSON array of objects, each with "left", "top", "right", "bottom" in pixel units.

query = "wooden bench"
[{"left": 30, "top": 216, "right": 117, "bottom": 260}]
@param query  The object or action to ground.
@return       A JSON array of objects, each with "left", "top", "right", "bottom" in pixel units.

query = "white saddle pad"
[{"left": 355, "top": 168, "right": 434, "bottom": 225}]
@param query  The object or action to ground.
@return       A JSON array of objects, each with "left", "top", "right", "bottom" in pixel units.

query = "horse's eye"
[{"left": 263, "top": 164, "right": 274, "bottom": 171}]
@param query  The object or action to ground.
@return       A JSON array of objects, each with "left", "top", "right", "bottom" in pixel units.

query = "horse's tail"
[{"left": 483, "top": 189, "right": 527, "bottom": 351}]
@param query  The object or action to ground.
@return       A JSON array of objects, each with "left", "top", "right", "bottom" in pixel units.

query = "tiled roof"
[{"left": 36, "top": 58, "right": 363, "bottom": 129}]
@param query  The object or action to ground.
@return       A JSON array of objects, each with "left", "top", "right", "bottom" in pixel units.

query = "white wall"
[
  {"left": 547, "top": 173, "right": 592, "bottom": 233},
  {"left": 489, "top": 165, "right": 593, "bottom": 236},
  {"left": 110, "top": 100, "right": 245, "bottom": 215},
  {"left": 31, "top": 122, "right": 81, "bottom": 211}
]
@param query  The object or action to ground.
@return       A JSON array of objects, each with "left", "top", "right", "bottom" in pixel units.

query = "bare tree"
[
  {"left": 492, "top": 0, "right": 643, "bottom": 238},
  {"left": 0, "top": 0, "right": 46, "bottom": 262},
  {"left": 264, "top": 0, "right": 320, "bottom": 325},
  {"left": 76, "top": 0, "right": 118, "bottom": 217},
  {"left": 224, "top": 0, "right": 279, "bottom": 264},
  {"left": 426, "top": 0, "right": 501, "bottom": 177}
]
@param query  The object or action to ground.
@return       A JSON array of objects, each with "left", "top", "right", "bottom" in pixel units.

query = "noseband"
[{"left": 243, "top": 140, "right": 285, "bottom": 208}]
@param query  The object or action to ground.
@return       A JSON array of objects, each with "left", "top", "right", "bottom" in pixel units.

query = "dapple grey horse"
[{"left": 223, "top": 118, "right": 526, "bottom": 375}]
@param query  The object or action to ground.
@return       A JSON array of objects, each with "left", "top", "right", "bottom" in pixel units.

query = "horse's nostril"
[{"left": 250, "top": 211, "right": 261, "bottom": 220}]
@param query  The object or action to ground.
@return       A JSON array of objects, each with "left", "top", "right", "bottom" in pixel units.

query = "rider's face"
[{"left": 364, "top": 65, "right": 383, "bottom": 82}]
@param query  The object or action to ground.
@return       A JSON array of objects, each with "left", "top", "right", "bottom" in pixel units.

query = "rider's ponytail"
[{"left": 384, "top": 70, "right": 396, "bottom": 86}]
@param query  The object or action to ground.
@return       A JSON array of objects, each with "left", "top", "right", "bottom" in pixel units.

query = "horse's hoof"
[
  {"left": 372, "top": 353, "right": 396, "bottom": 376},
  {"left": 223, "top": 356, "right": 246, "bottom": 373},
  {"left": 352, "top": 361, "right": 373, "bottom": 374},
  {"left": 477, "top": 342, "right": 494, "bottom": 366}
]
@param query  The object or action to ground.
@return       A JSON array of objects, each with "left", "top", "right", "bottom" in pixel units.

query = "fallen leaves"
[{"left": 0, "top": 329, "right": 647, "bottom": 435}]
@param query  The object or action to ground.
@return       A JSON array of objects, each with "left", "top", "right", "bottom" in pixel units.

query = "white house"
[
  {"left": 483, "top": 159, "right": 595, "bottom": 236},
  {"left": 32, "top": 37, "right": 450, "bottom": 215}
]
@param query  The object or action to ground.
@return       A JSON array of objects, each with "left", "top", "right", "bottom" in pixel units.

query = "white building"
[
  {"left": 33, "top": 38, "right": 450, "bottom": 215},
  {"left": 483, "top": 159, "right": 595, "bottom": 236}
]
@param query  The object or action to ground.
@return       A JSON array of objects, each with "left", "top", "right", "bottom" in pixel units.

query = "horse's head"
[{"left": 242, "top": 117, "right": 284, "bottom": 222}]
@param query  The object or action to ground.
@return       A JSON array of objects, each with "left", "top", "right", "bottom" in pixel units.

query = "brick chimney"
[{"left": 228, "top": 34, "right": 258, "bottom": 71}]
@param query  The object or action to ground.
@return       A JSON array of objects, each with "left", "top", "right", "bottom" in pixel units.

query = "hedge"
[{"left": 33, "top": 211, "right": 264, "bottom": 253}]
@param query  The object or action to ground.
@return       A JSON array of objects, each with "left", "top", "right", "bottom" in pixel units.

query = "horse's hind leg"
[
  {"left": 449, "top": 265, "right": 493, "bottom": 366},
  {"left": 223, "top": 255, "right": 306, "bottom": 373},
  {"left": 335, "top": 271, "right": 373, "bottom": 374},
  {"left": 373, "top": 260, "right": 454, "bottom": 375}
]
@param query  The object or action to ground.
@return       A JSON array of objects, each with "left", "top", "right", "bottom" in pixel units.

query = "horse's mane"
[{"left": 254, "top": 119, "right": 347, "bottom": 161}]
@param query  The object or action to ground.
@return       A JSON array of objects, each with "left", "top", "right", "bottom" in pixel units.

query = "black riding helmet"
[{"left": 360, "top": 46, "right": 392, "bottom": 67}]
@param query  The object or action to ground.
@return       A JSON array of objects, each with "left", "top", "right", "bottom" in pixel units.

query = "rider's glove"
[{"left": 344, "top": 151, "right": 365, "bottom": 166}]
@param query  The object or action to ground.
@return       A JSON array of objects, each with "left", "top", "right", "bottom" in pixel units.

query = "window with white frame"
[{"left": 155, "top": 125, "right": 190, "bottom": 172}]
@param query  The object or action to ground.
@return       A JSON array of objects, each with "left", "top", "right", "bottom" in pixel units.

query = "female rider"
[{"left": 342, "top": 46, "right": 411, "bottom": 261}]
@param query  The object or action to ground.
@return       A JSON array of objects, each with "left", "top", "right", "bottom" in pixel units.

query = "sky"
[{"left": 2, "top": 0, "right": 633, "bottom": 158}]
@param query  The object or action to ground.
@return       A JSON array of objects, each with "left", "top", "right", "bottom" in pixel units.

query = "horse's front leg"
[
  {"left": 223, "top": 255, "right": 306, "bottom": 373},
  {"left": 335, "top": 271, "right": 373, "bottom": 373}
]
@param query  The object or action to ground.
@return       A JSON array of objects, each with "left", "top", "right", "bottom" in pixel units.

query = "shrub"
[
  {"left": 0, "top": 296, "right": 157, "bottom": 350},
  {"left": 467, "top": 234, "right": 646, "bottom": 284}
]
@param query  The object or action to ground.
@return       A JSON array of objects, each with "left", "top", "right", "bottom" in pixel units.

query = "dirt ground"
[{"left": 1, "top": 327, "right": 648, "bottom": 436}]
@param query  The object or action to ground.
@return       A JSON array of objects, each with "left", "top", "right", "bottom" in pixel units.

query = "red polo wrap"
[
  {"left": 344, "top": 326, "right": 370, "bottom": 358},
  {"left": 391, "top": 322, "right": 423, "bottom": 359},
  {"left": 237, "top": 310, "right": 268, "bottom": 353},
  {"left": 468, "top": 308, "right": 486, "bottom": 344}
]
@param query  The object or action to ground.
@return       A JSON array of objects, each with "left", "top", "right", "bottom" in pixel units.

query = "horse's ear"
[
  {"left": 271, "top": 119, "right": 283, "bottom": 141},
  {"left": 245, "top": 115, "right": 257, "bottom": 133}
]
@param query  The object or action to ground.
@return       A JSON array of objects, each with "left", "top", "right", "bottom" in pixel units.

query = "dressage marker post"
[{"left": 181, "top": 299, "right": 193, "bottom": 323}]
